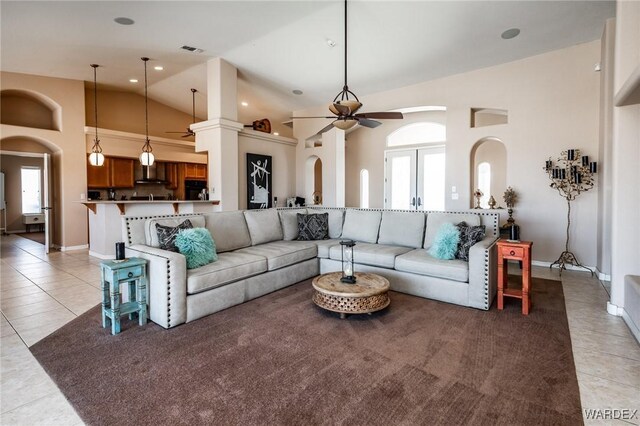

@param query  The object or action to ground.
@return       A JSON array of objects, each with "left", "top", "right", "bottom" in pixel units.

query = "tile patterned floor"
[{"left": 1, "top": 234, "right": 638, "bottom": 425}]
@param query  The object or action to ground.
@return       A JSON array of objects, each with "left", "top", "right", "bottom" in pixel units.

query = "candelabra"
[{"left": 544, "top": 149, "right": 597, "bottom": 275}]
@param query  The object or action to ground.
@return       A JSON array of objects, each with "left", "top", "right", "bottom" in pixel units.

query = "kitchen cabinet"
[
  {"left": 164, "top": 162, "right": 179, "bottom": 190},
  {"left": 109, "top": 158, "right": 134, "bottom": 188},
  {"left": 184, "top": 163, "right": 207, "bottom": 180},
  {"left": 87, "top": 156, "right": 110, "bottom": 188},
  {"left": 87, "top": 156, "right": 134, "bottom": 188}
]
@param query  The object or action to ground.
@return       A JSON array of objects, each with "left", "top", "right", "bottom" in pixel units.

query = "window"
[
  {"left": 21, "top": 167, "right": 41, "bottom": 214},
  {"left": 387, "top": 122, "right": 446, "bottom": 147},
  {"left": 477, "top": 162, "right": 491, "bottom": 208},
  {"left": 360, "top": 169, "right": 369, "bottom": 208}
]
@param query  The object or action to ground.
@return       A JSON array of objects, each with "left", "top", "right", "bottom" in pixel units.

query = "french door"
[{"left": 384, "top": 146, "right": 445, "bottom": 211}]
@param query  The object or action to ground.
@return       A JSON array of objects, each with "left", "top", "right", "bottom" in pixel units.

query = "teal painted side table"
[{"left": 100, "top": 258, "right": 148, "bottom": 335}]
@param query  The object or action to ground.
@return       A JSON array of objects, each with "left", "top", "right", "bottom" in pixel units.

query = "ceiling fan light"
[
  {"left": 341, "top": 100, "right": 362, "bottom": 113},
  {"left": 333, "top": 119, "right": 357, "bottom": 130},
  {"left": 140, "top": 151, "right": 155, "bottom": 166},
  {"left": 88, "top": 152, "right": 105, "bottom": 166}
]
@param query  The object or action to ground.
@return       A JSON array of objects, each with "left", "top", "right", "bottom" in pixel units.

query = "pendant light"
[
  {"left": 88, "top": 64, "right": 105, "bottom": 166},
  {"left": 139, "top": 57, "right": 155, "bottom": 166}
]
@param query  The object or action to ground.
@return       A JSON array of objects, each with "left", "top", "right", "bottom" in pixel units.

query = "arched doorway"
[{"left": 305, "top": 155, "right": 323, "bottom": 205}]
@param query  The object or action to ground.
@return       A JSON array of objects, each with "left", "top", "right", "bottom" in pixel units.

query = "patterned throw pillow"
[
  {"left": 296, "top": 213, "right": 329, "bottom": 241},
  {"left": 455, "top": 221, "right": 486, "bottom": 261},
  {"left": 428, "top": 222, "right": 460, "bottom": 260},
  {"left": 174, "top": 228, "right": 217, "bottom": 269},
  {"left": 155, "top": 219, "right": 193, "bottom": 252}
]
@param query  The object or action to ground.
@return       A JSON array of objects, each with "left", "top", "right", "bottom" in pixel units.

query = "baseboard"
[
  {"left": 531, "top": 260, "right": 596, "bottom": 273},
  {"left": 5, "top": 229, "right": 28, "bottom": 234},
  {"left": 595, "top": 267, "right": 611, "bottom": 282},
  {"left": 622, "top": 309, "right": 640, "bottom": 344},
  {"left": 60, "top": 244, "right": 89, "bottom": 252},
  {"left": 89, "top": 250, "right": 115, "bottom": 260},
  {"left": 606, "top": 301, "right": 624, "bottom": 316}
]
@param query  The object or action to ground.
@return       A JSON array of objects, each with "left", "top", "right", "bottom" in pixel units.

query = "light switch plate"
[
  {"left": 451, "top": 186, "right": 457, "bottom": 193},
  {"left": 451, "top": 193, "right": 459, "bottom": 200}
]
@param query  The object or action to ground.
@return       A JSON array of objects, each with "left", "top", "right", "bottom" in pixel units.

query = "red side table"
[{"left": 497, "top": 239, "right": 533, "bottom": 315}]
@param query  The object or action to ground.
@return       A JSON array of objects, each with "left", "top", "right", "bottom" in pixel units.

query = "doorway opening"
[{"left": 305, "top": 155, "right": 323, "bottom": 205}]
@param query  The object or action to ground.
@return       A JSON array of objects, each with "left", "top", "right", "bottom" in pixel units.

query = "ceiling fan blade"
[
  {"left": 356, "top": 118, "right": 382, "bottom": 128},
  {"left": 306, "top": 122, "right": 337, "bottom": 141},
  {"left": 330, "top": 102, "right": 351, "bottom": 116},
  {"left": 290, "top": 116, "right": 336, "bottom": 119},
  {"left": 181, "top": 133, "right": 194, "bottom": 138},
  {"left": 355, "top": 112, "right": 404, "bottom": 119},
  {"left": 166, "top": 131, "right": 188, "bottom": 134}
]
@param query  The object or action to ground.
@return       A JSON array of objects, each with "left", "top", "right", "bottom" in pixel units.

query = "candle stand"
[{"left": 544, "top": 149, "right": 597, "bottom": 275}]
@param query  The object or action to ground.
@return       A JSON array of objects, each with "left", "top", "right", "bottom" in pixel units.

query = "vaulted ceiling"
[{"left": 1, "top": 1, "right": 615, "bottom": 136}]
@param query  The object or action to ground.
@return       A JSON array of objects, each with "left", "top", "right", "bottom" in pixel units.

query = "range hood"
[{"left": 135, "top": 163, "right": 168, "bottom": 185}]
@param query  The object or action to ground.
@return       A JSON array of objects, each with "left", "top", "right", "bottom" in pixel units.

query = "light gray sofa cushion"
[
  {"left": 309, "top": 209, "right": 345, "bottom": 239},
  {"left": 395, "top": 249, "right": 469, "bottom": 282},
  {"left": 236, "top": 241, "right": 317, "bottom": 271},
  {"left": 311, "top": 239, "right": 342, "bottom": 259},
  {"left": 203, "top": 211, "right": 251, "bottom": 253},
  {"left": 243, "top": 209, "right": 284, "bottom": 246},
  {"left": 186, "top": 252, "right": 267, "bottom": 294},
  {"left": 340, "top": 209, "right": 382, "bottom": 244},
  {"left": 144, "top": 215, "right": 205, "bottom": 248},
  {"left": 378, "top": 211, "right": 426, "bottom": 248},
  {"left": 424, "top": 212, "right": 481, "bottom": 250},
  {"left": 278, "top": 208, "right": 307, "bottom": 241},
  {"left": 329, "top": 242, "right": 412, "bottom": 269}
]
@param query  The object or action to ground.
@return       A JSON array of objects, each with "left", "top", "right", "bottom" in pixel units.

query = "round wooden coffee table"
[{"left": 312, "top": 272, "right": 390, "bottom": 319}]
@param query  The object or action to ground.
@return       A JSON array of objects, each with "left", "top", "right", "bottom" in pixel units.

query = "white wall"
[
  {"left": 238, "top": 129, "right": 297, "bottom": 210},
  {"left": 294, "top": 41, "right": 602, "bottom": 266}
]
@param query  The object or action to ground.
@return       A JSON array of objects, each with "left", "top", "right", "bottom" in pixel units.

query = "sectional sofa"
[{"left": 123, "top": 207, "right": 500, "bottom": 328}]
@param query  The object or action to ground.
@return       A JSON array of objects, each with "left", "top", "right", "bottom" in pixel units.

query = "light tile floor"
[{"left": 1, "top": 234, "right": 638, "bottom": 425}]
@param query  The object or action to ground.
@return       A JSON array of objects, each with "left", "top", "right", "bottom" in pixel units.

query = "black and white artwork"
[{"left": 247, "top": 153, "right": 272, "bottom": 209}]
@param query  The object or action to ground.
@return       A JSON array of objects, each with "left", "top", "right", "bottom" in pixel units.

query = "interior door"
[
  {"left": 43, "top": 153, "right": 51, "bottom": 253},
  {"left": 417, "top": 146, "right": 446, "bottom": 211},
  {"left": 384, "top": 150, "right": 417, "bottom": 210}
]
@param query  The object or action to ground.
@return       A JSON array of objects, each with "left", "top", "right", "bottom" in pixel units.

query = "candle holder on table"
[{"left": 543, "top": 149, "right": 597, "bottom": 275}]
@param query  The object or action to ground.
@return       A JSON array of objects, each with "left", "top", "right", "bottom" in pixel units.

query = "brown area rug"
[
  {"left": 16, "top": 231, "right": 45, "bottom": 244},
  {"left": 31, "top": 276, "right": 582, "bottom": 425}
]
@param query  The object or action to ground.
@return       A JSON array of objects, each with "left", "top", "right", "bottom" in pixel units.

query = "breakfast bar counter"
[{"left": 79, "top": 200, "right": 220, "bottom": 258}]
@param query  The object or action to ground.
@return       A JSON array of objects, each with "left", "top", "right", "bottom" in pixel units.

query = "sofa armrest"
[
  {"left": 468, "top": 235, "right": 498, "bottom": 310},
  {"left": 126, "top": 244, "right": 187, "bottom": 328}
]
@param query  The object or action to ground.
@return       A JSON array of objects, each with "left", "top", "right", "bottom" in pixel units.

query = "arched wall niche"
[
  {"left": 305, "top": 155, "right": 323, "bottom": 205},
  {"left": 470, "top": 137, "right": 506, "bottom": 208},
  {"left": 1, "top": 89, "right": 62, "bottom": 131},
  {"left": 0, "top": 135, "right": 58, "bottom": 154}
]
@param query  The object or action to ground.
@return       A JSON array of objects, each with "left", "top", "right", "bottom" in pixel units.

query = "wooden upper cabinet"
[
  {"left": 164, "top": 162, "right": 179, "bottom": 190},
  {"left": 184, "top": 163, "right": 207, "bottom": 180},
  {"left": 86, "top": 156, "right": 134, "bottom": 188},
  {"left": 87, "top": 156, "right": 110, "bottom": 188},
  {"left": 109, "top": 158, "right": 134, "bottom": 188}
]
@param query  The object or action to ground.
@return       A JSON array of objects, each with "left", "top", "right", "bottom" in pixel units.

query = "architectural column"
[{"left": 191, "top": 58, "right": 242, "bottom": 211}]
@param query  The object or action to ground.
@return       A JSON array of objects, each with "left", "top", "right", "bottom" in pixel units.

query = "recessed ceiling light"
[
  {"left": 180, "top": 45, "right": 204, "bottom": 54},
  {"left": 129, "top": 78, "right": 138, "bottom": 83},
  {"left": 501, "top": 28, "right": 520, "bottom": 40},
  {"left": 154, "top": 66, "right": 164, "bottom": 71},
  {"left": 292, "top": 89, "right": 303, "bottom": 95},
  {"left": 114, "top": 17, "right": 135, "bottom": 25},
  {"left": 327, "top": 39, "right": 336, "bottom": 48},
  {"left": 273, "top": 132, "right": 279, "bottom": 136},
  {"left": 241, "top": 101, "right": 248, "bottom": 107}
]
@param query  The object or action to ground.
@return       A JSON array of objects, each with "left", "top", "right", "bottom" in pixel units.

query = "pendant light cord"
[
  {"left": 90, "top": 64, "right": 102, "bottom": 153},
  {"left": 143, "top": 57, "right": 149, "bottom": 143}
]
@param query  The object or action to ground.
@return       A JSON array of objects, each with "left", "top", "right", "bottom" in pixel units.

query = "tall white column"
[{"left": 191, "top": 58, "right": 242, "bottom": 211}]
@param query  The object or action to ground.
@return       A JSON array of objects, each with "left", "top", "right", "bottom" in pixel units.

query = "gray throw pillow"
[
  {"left": 297, "top": 213, "right": 329, "bottom": 241},
  {"left": 455, "top": 221, "right": 486, "bottom": 261},
  {"left": 156, "top": 219, "right": 193, "bottom": 252}
]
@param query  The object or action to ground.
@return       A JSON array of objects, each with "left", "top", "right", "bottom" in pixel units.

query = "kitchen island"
[{"left": 79, "top": 200, "right": 220, "bottom": 258}]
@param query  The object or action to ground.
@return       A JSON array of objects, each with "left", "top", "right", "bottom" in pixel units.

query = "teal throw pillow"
[
  {"left": 428, "top": 222, "right": 460, "bottom": 260},
  {"left": 174, "top": 228, "right": 217, "bottom": 269}
]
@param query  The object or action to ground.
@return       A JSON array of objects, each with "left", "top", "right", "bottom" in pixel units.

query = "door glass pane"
[
  {"left": 422, "top": 152, "right": 445, "bottom": 210},
  {"left": 391, "top": 156, "right": 412, "bottom": 210},
  {"left": 21, "top": 168, "right": 41, "bottom": 214}
]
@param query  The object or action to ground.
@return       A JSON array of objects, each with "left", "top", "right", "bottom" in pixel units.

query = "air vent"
[{"left": 180, "top": 45, "right": 204, "bottom": 54}]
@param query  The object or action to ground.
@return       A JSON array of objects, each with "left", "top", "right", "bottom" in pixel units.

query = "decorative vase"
[{"left": 488, "top": 196, "right": 496, "bottom": 209}]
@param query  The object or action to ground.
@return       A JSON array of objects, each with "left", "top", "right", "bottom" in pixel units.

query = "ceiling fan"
[
  {"left": 292, "top": 0, "right": 403, "bottom": 139},
  {"left": 166, "top": 88, "right": 198, "bottom": 138}
]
